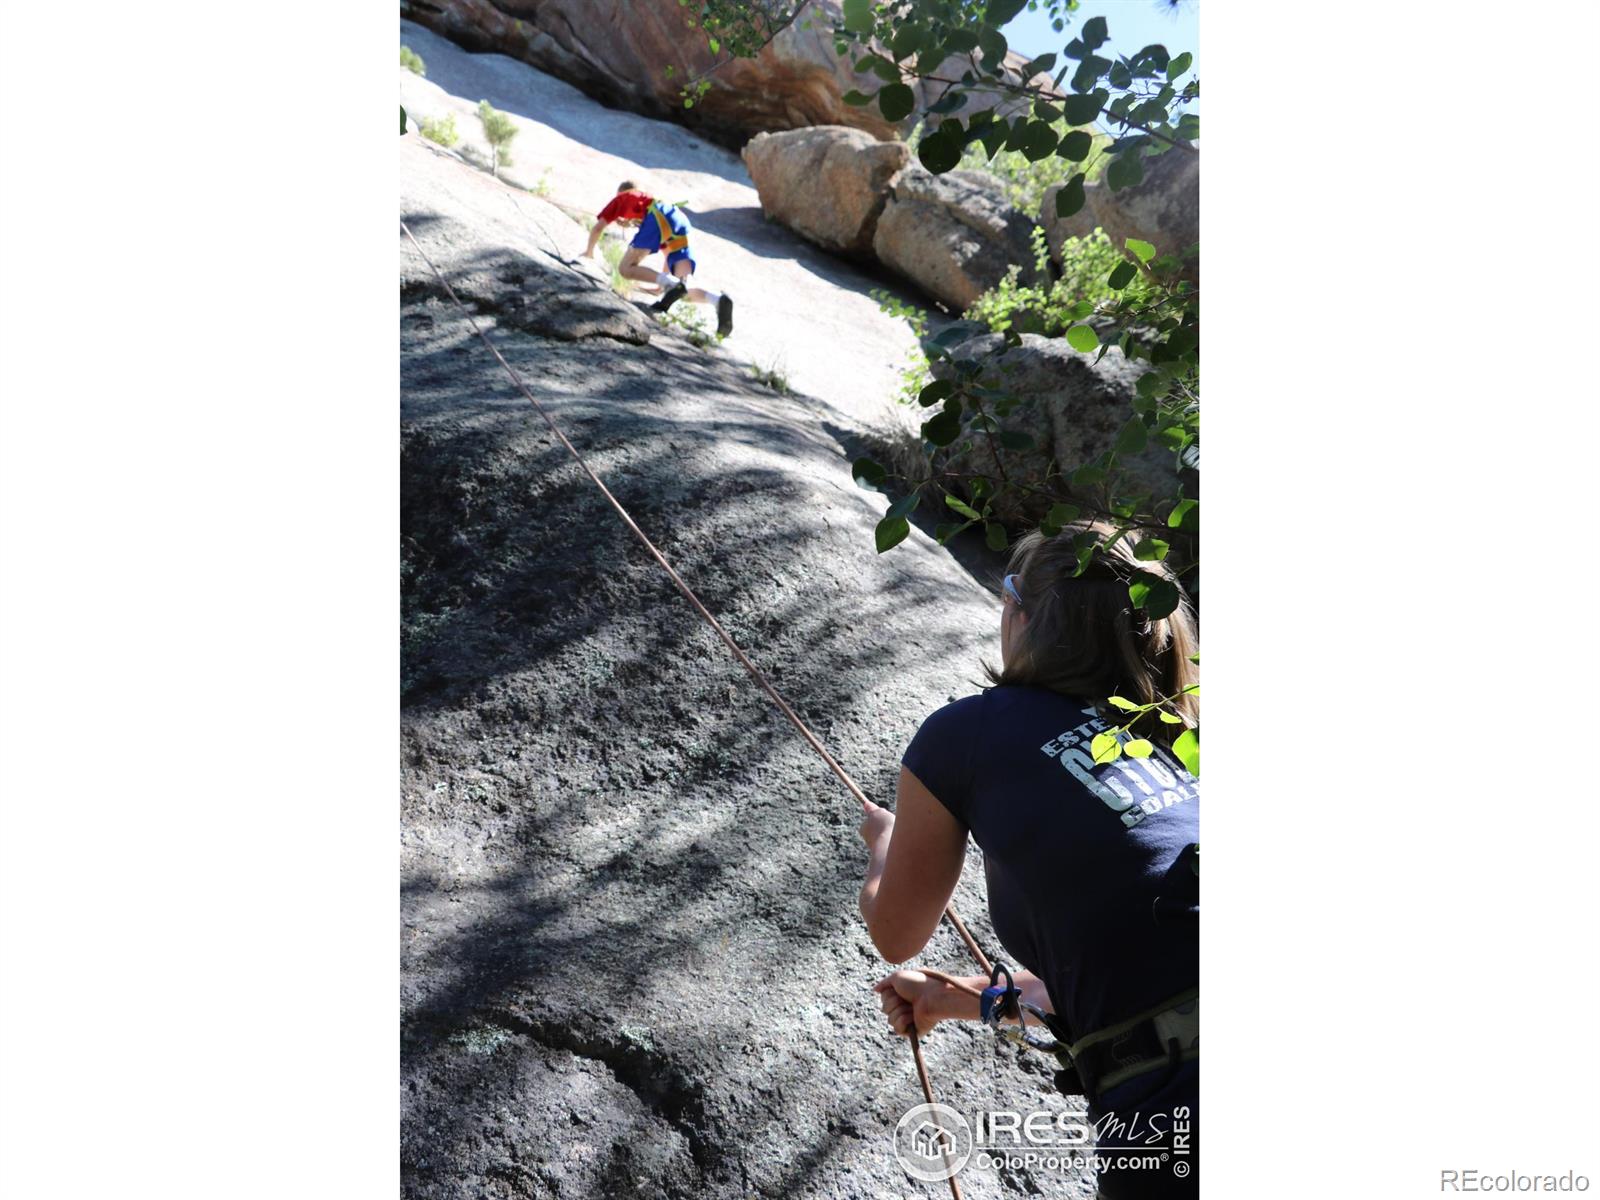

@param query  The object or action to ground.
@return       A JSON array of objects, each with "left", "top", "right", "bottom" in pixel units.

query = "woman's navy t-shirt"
[{"left": 902, "top": 685, "right": 1199, "bottom": 1044}]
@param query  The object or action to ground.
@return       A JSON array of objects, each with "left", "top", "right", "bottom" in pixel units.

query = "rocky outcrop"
[
  {"left": 399, "top": 0, "right": 895, "bottom": 146},
  {"left": 400, "top": 0, "right": 1055, "bottom": 148},
  {"left": 872, "top": 168, "right": 1042, "bottom": 312},
  {"left": 1040, "top": 179, "right": 1104, "bottom": 265},
  {"left": 930, "top": 332, "right": 1179, "bottom": 524},
  {"left": 1089, "top": 148, "right": 1199, "bottom": 279},
  {"left": 740, "top": 126, "right": 909, "bottom": 257}
]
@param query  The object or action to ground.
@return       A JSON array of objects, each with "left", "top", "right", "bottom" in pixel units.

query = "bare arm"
[
  {"left": 858, "top": 766, "right": 968, "bottom": 963},
  {"left": 581, "top": 217, "right": 609, "bottom": 258},
  {"left": 875, "top": 967, "right": 1054, "bottom": 1037}
]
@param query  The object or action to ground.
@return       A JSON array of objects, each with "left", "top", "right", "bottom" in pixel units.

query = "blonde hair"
[{"left": 986, "top": 521, "right": 1198, "bottom": 743}]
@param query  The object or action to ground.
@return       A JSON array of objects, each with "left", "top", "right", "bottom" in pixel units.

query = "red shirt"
[{"left": 596, "top": 191, "right": 653, "bottom": 223}]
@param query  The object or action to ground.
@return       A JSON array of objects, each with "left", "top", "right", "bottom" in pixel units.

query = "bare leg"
[
  {"left": 671, "top": 259, "right": 714, "bottom": 305},
  {"left": 671, "top": 260, "right": 734, "bottom": 336},
  {"left": 620, "top": 247, "right": 665, "bottom": 289}
]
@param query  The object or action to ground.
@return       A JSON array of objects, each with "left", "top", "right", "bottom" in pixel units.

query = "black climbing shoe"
[
  {"left": 651, "top": 282, "right": 688, "bottom": 313},
  {"left": 716, "top": 293, "right": 735, "bottom": 338}
]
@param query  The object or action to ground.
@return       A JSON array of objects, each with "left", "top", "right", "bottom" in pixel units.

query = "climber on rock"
[{"left": 580, "top": 180, "right": 734, "bottom": 338}]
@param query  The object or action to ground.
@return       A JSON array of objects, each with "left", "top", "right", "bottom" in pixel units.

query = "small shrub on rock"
[{"left": 419, "top": 114, "right": 459, "bottom": 148}]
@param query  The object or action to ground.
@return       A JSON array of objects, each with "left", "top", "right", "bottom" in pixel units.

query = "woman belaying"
[{"left": 858, "top": 522, "right": 1199, "bottom": 1199}]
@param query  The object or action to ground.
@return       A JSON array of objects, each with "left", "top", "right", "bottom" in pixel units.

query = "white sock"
[
  {"left": 655, "top": 272, "right": 676, "bottom": 288},
  {"left": 702, "top": 291, "right": 722, "bottom": 305}
]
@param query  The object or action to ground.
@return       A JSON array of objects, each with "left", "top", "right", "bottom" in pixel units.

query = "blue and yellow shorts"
[{"left": 629, "top": 201, "right": 696, "bottom": 275}]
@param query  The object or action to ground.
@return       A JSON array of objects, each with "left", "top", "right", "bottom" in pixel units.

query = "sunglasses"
[{"left": 1002, "top": 573, "right": 1023, "bottom": 609}]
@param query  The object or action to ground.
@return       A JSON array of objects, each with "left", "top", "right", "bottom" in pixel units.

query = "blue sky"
[{"left": 1003, "top": 0, "right": 1199, "bottom": 93}]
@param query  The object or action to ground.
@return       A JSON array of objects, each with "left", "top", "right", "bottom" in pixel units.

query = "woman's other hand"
[{"left": 873, "top": 969, "right": 950, "bottom": 1037}]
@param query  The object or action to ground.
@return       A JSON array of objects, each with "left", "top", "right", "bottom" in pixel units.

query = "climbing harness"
[{"left": 644, "top": 201, "right": 691, "bottom": 258}]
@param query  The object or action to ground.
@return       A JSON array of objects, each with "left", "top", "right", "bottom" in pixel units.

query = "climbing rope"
[{"left": 401, "top": 219, "right": 995, "bottom": 1198}]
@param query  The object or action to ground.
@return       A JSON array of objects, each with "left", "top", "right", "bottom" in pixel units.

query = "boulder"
[
  {"left": 400, "top": 0, "right": 1057, "bottom": 148},
  {"left": 1088, "top": 148, "right": 1199, "bottom": 279},
  {"left": 929, "top": 332, "right": 1180, "bottom": 525},
  {"left": 741, "top": 126, "right": 909, "bottom": 257},
  {"left": 872, "top": 168, "right": 1042, "bottom": 312},
  {"left": 1040, "top": 179, "right": 1104, "bottom": 266}
]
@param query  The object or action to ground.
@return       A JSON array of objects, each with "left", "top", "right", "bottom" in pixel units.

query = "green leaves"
[
  {"left": 1040, "top": 502, "right": 1080, "bottom": 537},
  {"left": 1019, "top": 121, "right": 1059, "bottom": 162},
  {"left": 1172, "top": 728, "right": 1200, "bottom": 778},
  {"left": 1058, "top": 130, "right": 1093, "bottom": 162},
  {"left": 818, "top": 0, "right": 1199, "bottom": 585},
  {"left": 401, "top": 105, "right": 408, "bottom": 135},
  {"left": 1128, "top": 571, "right": 1181, "bottom": 620},
  {"left": 1133, "top": 537, "right": 1170, "bottom": 561},
  {"left": 985, "top": 0, "right": 1030, "bottom": 23},
  {"left": 841, "top": 88, "right": 875, "bottom": 106},
  {"left": 922, "top": 407, "right": 962, "bottom": 446},
  {"left": 889, "top": 22, "right": 929, "bottom": 61},
  {"left": 842, "top": 0, "right": 873, "bottom": 35},
  {"left": 945, "top": 494, "right": 982, "bottom": 520},
  {"left": 1107, "top": 695, "right": 1141, "bottom": 712},
  {"left": 942, "top": 29, "right": 980, "bottom": 54},
  {"left": 1061, "top": 90, "right": 1108, "bottom": 125},
  {"left": 918, "top": 129, "right": 963, "bottom": 174},
  {"left": 877, "top": 82, "right": 916, "bottom": 122},
  {"left": 1090, "top": 731, "right": 1121, "bottom": 764},
  {"left": 1105, "top": 154, "right": 1145, "bottom": 191},
  {"left": 1114, "top": 418, "right": 1148, "bottom": 455},
  {"left": 975, "top": 118, "right": 1010, "bottom": 160},
  {"left": 875, "top": 515, "right": 910, "bottom": 553},
  {"left": 1167, "top": 499, "right": 1198, "bottom": 530},
  {"left": 1071, "top": 55, "right": 1112, "bottom": 93},
  {"left": 851, "top": 456, "right": 887, "bottom": 490},
  {"left": 886, "top": 492, "right": 920, "bottom": 520},
  {"left": 1022, "top": 52, "right": 1058, "bottom": 79},
  {"left": 1054, "top": 173, "right": 1087, "bottom": 217},
  {"left": 860, "top": 55, "right": 902, "bottom": 82},
  {"left": 978, "top": 26, "right": 1009, "bottom": 69},
  {"left": 1136, "top": 371, "right": 1169, "bottom": 400},
  {"left": 1124, "top": 738, "right": 1154, "bottom": 759}
]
